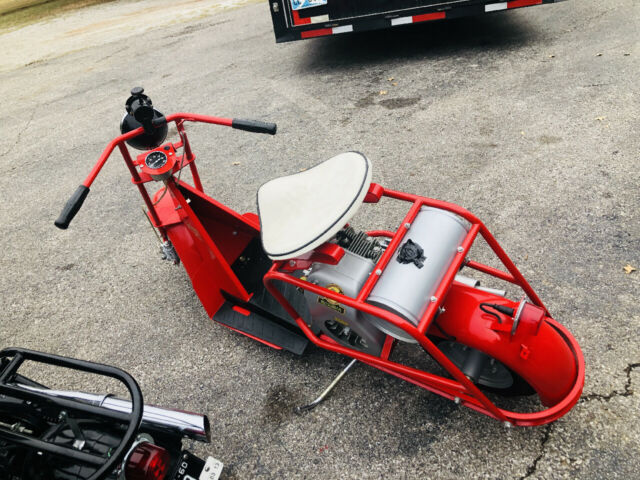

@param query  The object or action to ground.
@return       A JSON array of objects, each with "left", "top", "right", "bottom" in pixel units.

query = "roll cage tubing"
[
  {"left": 265, "top": 187, "right": 585, "bottom": 427},
  {"left": 81, "top": 114, "right": 584, "bottom": 426}
]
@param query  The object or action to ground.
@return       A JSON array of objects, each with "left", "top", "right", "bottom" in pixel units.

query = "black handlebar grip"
[
  {"left": 54, "top": 185, "right": 90, "bottom": 230},
  {"left": 231, "top": 118, "right": 277, "bottom": 135}
]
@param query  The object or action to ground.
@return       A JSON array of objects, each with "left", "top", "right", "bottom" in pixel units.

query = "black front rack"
[{"left": 0, "top": 347, "right": 144, "bottom": 480}]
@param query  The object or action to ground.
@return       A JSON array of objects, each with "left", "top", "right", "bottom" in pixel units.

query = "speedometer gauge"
[{"left": 145, "top": 151, "right": 168, "bottom": 169}]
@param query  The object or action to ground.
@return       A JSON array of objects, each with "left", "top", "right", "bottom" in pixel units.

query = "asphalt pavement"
[{"left": 0, "top": 0, "right": 638, "bottom": 478}]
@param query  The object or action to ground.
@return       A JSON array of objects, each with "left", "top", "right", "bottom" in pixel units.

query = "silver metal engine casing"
[
  {"left": 305, "top": 250, "right": 386, "bottom": 356},
  {"left": 365, "top": 207, "right": 470, "bottom": 343}
]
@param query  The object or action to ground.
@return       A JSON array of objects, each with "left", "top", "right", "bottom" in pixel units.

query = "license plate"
[
  {"left": 199, "top": 457, "right": 224, "bottom": 480},
  {"left": 172, "top": 451, "right": 223, "bottom": 480}
]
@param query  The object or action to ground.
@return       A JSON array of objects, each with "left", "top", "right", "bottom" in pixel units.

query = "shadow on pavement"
[{"left": 297, "top": 14, "right": 539, "bottom": 72}]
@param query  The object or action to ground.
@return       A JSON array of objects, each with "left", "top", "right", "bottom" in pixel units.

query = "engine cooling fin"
[{"left": 335, "top": 227, "right": 384, "bottom": 262}]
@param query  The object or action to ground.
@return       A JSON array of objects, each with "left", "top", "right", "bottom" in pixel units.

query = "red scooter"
[{"left": 56, "top": 88, "right": 584, "bottom": 427}]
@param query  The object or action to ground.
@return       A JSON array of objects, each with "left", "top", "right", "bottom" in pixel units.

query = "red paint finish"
[
  {"left": 292, "top": 10, "right": 311, "bottom": 25},
  {"left": 508, "top": 0, "right": 543, "bottom": 8},
  {"left": 264, "top": 184, "right": 584, "bottom": 426},
  {"left": 301, "top": 28, "right": 332, "bottom": 39},
  {"left": 232, "top": 305, "right": 251, "bottom": 316},
  {"left": 413, "top": 12, "right": 446, "bottom": 23},
  {"left": 281, "top": 243, "right": 345, "bottom": 272},
  {"left": 435, "top": 285, "right": 578, "bottom": 407},
  {"left": 466, "top": 260, "right": 516, "bottom": 284},
  {"left": 417, "top": 223, "right": 479, "bottom": 335},
  {"left": 159, "top": 183, "right": 249, "bottom": 317},
  {"left": 356, "top": 200, "right": 423, "bottom": 302},
  {"left": 221, "top": 324, "right": 283, "bottom": 351},
  {"left": 380, "top": 336, "right": 395, "bottom": 360},
  {"left": 364, "top": 183, "right": 384, "bottom": 203},
  {"left": 366, "top": 230, "right": 394, "bottom": 239}
]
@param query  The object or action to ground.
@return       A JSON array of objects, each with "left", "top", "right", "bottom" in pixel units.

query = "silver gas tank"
[{"left": 365, "top": 207, "right": 470, "bottom": 343}]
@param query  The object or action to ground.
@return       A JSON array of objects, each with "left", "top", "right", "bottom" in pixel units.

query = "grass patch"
[{"left": 0, "top": 0, "right": 119, "bottom": 31}]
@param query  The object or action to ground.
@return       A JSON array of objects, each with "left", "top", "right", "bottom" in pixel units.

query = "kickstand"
[{"left": 295, "top": 359, "right": 357, "bottom": 414}]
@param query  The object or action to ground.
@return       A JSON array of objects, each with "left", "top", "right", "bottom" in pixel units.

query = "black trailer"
[{"left": 269, "top": 0, "right": 563, "bottom": 43}]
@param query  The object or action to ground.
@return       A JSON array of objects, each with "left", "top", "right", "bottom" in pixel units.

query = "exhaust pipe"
[
  {"left": 455, "top": 274, "right": 507, "bottom": 297},
  {"left": 16, "top": 385, "right": 210, "bottom": 443}
]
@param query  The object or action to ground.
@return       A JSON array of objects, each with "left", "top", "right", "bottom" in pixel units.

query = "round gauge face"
[{"left": 145, "top": 151, "right": 168, "bottom": 169}]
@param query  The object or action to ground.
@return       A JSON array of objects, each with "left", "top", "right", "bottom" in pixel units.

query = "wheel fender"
[{"left": 434, "top": 284, "right": 579, "bottom": 406}]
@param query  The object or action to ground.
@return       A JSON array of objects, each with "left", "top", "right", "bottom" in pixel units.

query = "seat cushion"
[{"left": 257, "top": 152, "right": 372, "bottom": 260}]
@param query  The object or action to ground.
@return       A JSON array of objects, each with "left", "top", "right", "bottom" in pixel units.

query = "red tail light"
[{"left": 125, "top": 442, "right": 171, "bottom": 480}]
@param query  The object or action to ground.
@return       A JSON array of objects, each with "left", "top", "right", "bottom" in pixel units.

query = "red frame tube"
[
  {"left": 264, "top": 185, "right": 584, "bottom": 426},
  {"left": 465, "top": 260, "right": 516, "bottom": 284},
  {"left": 79, "top": 113, "right": 235, "bottom": 230}
]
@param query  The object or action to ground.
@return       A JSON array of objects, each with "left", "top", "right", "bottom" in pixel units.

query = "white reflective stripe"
[
  {"left": 332, "top": 25, "right": 353, "bottom": 34},
  {"left": 310, "top": 14, "right": 329, "bottom": 23},
  {"left": 485, "top": 2, "right": 508, "bottom": 11},
  {"left": 391, "top": 16, "right": 413, "bottom": 26}
]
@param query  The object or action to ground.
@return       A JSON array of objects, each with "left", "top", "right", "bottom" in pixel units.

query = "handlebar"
[
  {"left": 232, "top": 118, "right": 277, "bottom": 135},
  {"left": 54, "top": 185, "right": 90, "bottom": 230},
  {"left": 54, "top": 113, "right": 277, "bottom": 230}
]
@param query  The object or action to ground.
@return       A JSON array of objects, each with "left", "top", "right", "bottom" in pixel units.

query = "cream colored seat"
[{"left": 257, "top": 152, "right": 372, "bottom": 260}]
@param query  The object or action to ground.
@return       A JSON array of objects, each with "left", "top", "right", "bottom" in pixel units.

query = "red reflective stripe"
[
  {"left": 508, "top": 0, "right": 542, "bottom": 8},
  {"left": 301, "top": 28, "right": 332, "bottom": 38},
  {"left": 413, "top": 12, "right": 446, "bottom": 22},
  {"left": 232, "top": 305, "right": 251, "bottom": 316},
  {"left": 292, "top": 10, "right": 311, "bottom": 25}
]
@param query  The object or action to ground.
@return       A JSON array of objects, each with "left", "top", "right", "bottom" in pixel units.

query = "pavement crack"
[
  {"left": 580, "top": 362, "right": 639, "bottom": 402},
  {"left": 579, "top": 83, "right": 611, "bottom": 88},
  {"left": 519, "top": 424, "right": 552, "bottom": 480},
  {"left": 1, "top": 108, "right": 36, "bottom": 157}
]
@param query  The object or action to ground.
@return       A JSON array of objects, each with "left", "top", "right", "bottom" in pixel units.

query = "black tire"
[{"left": 430, "top": 338, "right": 535, "bottom": 397}]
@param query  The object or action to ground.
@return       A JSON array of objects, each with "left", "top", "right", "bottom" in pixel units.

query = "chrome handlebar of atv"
[
  {"left": 0, "top": 348, "right": 144, "bottom": 480},
  {"left": 16, "top": 385, "right": 210, "bottom": 443}
]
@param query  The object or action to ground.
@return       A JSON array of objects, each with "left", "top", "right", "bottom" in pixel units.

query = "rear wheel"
[{"left": 436, "top": 340, "right": 535, "bottom": 397}]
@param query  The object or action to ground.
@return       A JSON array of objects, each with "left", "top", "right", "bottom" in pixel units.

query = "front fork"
[{"left": 141, "top": 204, "right": 180, "bottom": 265}]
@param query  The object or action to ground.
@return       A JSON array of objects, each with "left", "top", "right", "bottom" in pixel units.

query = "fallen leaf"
[
  {"left": 379, "top": 90, "right": 388, "bottom": 95},
  {"left": 232, "top": 161, "right": 241, "bottom": 166},
  {"left": 623, "top": 264, "right": 636, "bottom": 274},
  {"left": 391, "top": 82, "right": 398, "bottom": 86},
  {"left": 595, "top": 116, "right": 606, "bottom": 121}
]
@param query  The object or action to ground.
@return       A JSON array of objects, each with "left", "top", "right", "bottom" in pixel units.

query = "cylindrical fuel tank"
[{"left": 366, "top": 207, "right": 470, "bottom": 343}]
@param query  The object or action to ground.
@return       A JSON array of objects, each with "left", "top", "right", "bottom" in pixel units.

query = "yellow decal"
[
  {"left": 318, "top": 284, "right": 346, "bottom": 314},
  {"left": 332, "top": 316, "right": 349, "bottom": 326}
]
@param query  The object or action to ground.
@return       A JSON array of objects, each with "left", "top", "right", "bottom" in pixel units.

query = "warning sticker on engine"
[{"left": 290, "top": 0, "right": 327, "bottom": 11}]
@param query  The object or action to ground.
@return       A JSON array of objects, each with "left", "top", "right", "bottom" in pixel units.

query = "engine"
[
  {"left": 303, "top": 227, "right": 388, "bottom": 356},
  {"left": 304, "top": 207, "right": 482, "bottom": 351}
]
